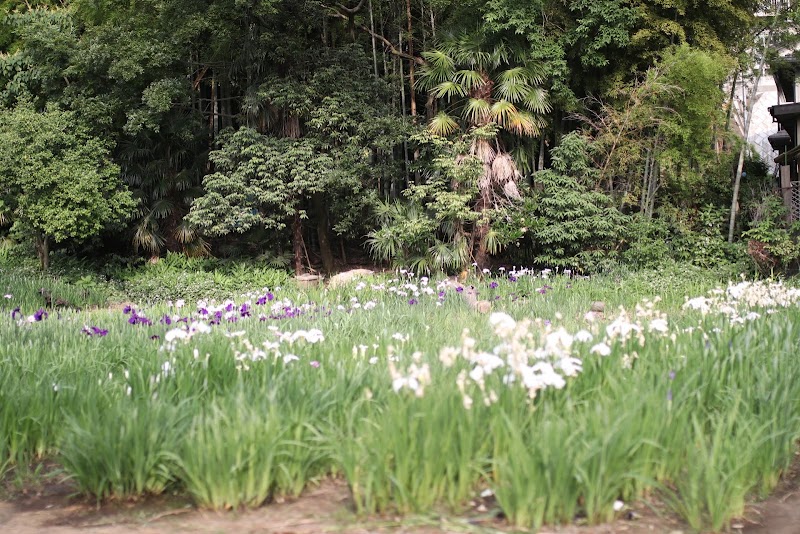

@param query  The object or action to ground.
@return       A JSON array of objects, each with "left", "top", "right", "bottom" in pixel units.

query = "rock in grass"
[
  {"left": 476, "top": 300, "right": 492, "bottom": 314},
  {"left": 295, "top": 273, "right": 323, "bottom": 289},
  {"left": 327, "top": 269, "right": 374, "bottom": 288}
]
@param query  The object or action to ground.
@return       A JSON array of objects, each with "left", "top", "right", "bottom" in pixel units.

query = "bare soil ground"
[{"left": 2, "top": 456, "right": 799, "bottom": 534}]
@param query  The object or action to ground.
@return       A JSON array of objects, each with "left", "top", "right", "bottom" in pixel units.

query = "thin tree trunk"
[
  {"left": 312, "top": 192, "right": 335, "bottom": 273},
  {"left": 292, "top": 210, "right": 305, "bottom": 275},
  {"left": 368, "top": 0, "right": 379, "bottom": 79},
  {"left": 646, "top": 159, "right": 659, "bottom": 219},
  {"left": 473, "top": 188, "right": 492, "bottom": 270},
  {"left": 640, "top": 148, "right": 652, "bottom": 213},
  {"left": 724, "top": 70, "right": 738, "bottom": 139},
  {"left": 36, "top": 233, "right": 50, "bottom": 271},
  {"left": 729, "top": 32, "right": 771, "bottom": 243},
  {"left": 406, "top": 0, "right": 417, "bottom": 119},
  {"left": 399, "top": 33, "right": 410, "bottom": 190},
  {"left": 537, "top": 135, "right": 545, "bottom": 172}
]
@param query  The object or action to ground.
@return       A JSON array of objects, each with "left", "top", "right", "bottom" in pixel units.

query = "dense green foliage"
[
  {"left": 0, "top": 1, "right": 796, "bottom": 275},
  {"left": 0, "top": 102, "right": 135, "bottom": 269}
]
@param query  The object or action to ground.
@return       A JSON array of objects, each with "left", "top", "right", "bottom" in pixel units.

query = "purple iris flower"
[
  {"left": 489, "top": 281, "right": 499, "bottom": 289},
  {"left": 11, "top": 307, "right": 21, "bottom": 320},
  {"left": 122, "top": 305, "right": 132, "bottom": 315},
  {"left": 408, "top": 298, "right": 417, "bottom": 305},
  {"left": 83, "top": 325, "right": 108, "bottom": 337},
  {"left": 224, "top": 303, "right": 234, "bottom": 312},
  {"left": 256, "top": 292, "right": 275, "bottom": 305},
  {"left": 240, "top": 303, "right": 251, "bottom": 317},
  {"left": 128, "top": 311, "right": 152, "bottom": 326},
  {"left": 161, "top": 315, "right": 172, "bottom": 325},
  {"left": 33, "top": 308, "right": 48, "bottom": 321},
  {"left": 509, "top": 276, "right": 518, "bottom": 282},
  {"left": 538, "top": 288, "right": 547, "bottom": 295},
  {"left": 456, "top": 286, "right": 464, "bottom": 293},
  {"left": 198, "top": 307, "right": 209, "bottom": 316}
]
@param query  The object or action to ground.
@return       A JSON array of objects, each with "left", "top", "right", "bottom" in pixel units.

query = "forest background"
[{"left": 0, "top": 0, "right": 797, "bottom": 277}]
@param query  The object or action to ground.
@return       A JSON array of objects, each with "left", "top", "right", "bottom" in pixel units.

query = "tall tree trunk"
[
  {"left": 35, "top": 233, "right": 50, "bottom": 271},
  {"left": 292, "top": 210, "right": 305, "bottom": 275},
  {"left": 472, "top": 188, "right": 491, "bottom": 270},
  {"left": 369, "top": 0, "right": 379, "bottom": 80},
  {"left": 406, "top": 0, "right": 417, "bottom": 119},
  {"left": 312, "top": 192, "right": 335, "bottom": 273},
  {"left": 398, "top": 38, "right": 410, "bottom": 190}
]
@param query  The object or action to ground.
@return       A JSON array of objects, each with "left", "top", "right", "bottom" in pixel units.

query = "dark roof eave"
[{"left": 769, "top": 102, "right": 800, "bottom": 119}]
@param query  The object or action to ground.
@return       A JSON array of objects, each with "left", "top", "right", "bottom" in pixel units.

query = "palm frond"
[
  {"left": 523, "top": 86, "right": 551, "bottom": 115},
  {"left": 483, "top": 228, "right": 505, "bottom": 255},
  {"left": 408, "top": 254, "right": 433, "bottom": 275},
  {"left": 463, "top": 98, "right": 491, "bottom": 126},
  {"left": 491, "top": 152, "right": 519, "bottom": 183},
  {"left": 418, "top": 50, "right": 456, "bottom": 88},
  {"left": 428, "top": 112, "right": 460, "bottom": 136},
  {"left": 502, "top": 108, "right": 539, "bottom": 136},
  {"left": 150, "top": 197, "right": 176, "bottom": 219},
  {"left": 132, "top": 219, "right": 166, "bottom": 255},
  {"left": 489, "top": 100, "right": 520, "bottom": 130},
  {"left": 488, "top": 42, "right": 509, "bottom": 70},
  {"left": 183, "top": 237, "right": 211, "bottom": 258},
  {"left": 453, "top": 70, "right": 486, "bottom": 91},
  {"left": 432, "top": 81, "right": 468, "bottom": 100},
  {"left": 173, "top": 217, "right": 199, "bottom": 244},
  {"left": 472, "top": 138, "right": 496, "bottom": 165},
  {"left": 366, "top": 227, "right": 402, "bottom": 262},
  {"left": 494, "top": 67, "right": 531, "bottom": 102},
  {"left": 503, "top": 180, "right": 522, "bottom": 200}
]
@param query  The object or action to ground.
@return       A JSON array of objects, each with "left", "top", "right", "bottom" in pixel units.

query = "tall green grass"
[{"left": 1, "top": 266, "right": 799, "bottom": 533}]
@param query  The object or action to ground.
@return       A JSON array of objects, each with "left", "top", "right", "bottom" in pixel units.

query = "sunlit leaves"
[
  {"left": 429, "top": 111, "right": 460, "bottom": 137},
  {"left": 463, "top": 97, "right": 491, "bottom": 126}
]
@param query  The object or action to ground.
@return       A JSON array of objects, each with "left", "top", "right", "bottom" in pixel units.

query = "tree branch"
[
  {"left": 324, "top": 8, "right": 425, "bottom": 66},
  {"left": 336, "top": 0, "right": 366, "bottom": 15}
]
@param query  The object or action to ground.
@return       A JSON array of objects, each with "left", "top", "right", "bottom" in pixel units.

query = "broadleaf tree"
[{"left": 0, "top": 102, "right": 135, "bottom": 269}]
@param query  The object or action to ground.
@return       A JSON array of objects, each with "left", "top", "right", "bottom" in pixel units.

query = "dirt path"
[{"left": 2, "top": 466, "right": 800, "bottom": 534}]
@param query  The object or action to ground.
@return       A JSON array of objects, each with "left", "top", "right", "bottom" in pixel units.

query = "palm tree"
[
  {"left": 118, "top": 116, "right": 209, "bottom": 258},
  {"left": 417, "top": 32, "right": 550, "bottom": 268}
]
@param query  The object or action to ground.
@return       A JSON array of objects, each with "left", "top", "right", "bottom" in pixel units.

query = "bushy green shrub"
[
  {"left": 523, "top": 133, "right": 629, "bottom": 272},
  {"left": 115, "top": 254, "right": 291, "bottom": 303},
  {"left": 742, "top": 194, "right": 800, "bottom": 274}
]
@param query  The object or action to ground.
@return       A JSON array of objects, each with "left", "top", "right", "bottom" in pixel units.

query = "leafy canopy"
[{"left": 0, "top": 102, "right": 135, "bottom": 246}]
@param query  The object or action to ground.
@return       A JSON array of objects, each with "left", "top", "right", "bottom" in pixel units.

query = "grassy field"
[{"left": 1, "top": 263, "right": 799, "bottom": 532}]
